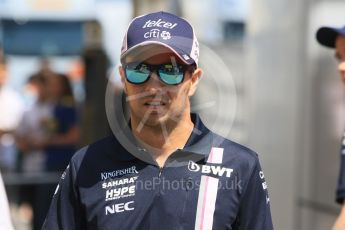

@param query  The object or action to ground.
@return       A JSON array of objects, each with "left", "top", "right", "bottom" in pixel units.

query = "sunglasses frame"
[{"left": 124, "top": 62, "right": 196, "bottom": 85}]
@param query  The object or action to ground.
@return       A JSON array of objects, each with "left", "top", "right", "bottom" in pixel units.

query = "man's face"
[
  {"left": 119, "top": 49, "right": 202, "bottom": 128},
  {"left": 335, "top": 35, "right": 345, "bottom": 83},
  {"left": 0, "top": 63, "right": 7, "bottom": 88},
  {"left": 30, "top": 80, "right": 49, "bottom": 101}
]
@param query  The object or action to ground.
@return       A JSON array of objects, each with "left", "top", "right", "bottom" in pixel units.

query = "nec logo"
[
  {"left": 105, "top": 201, "right": 134, "bottom": 215},
  {"left": 188, "top": 161, "right": 233, "bottom": 178}
]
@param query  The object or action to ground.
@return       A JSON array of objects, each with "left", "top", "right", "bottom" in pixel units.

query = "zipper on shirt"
[
  {"left": 155, "top": 149, "right": 181, "bottom": 195},
  {"left": 158, "top": 167, "right": 163, "bottom": 178},
  {"left": 157, "top": 166, "right": 164, "bottom": 196},
  {"left": 156, "top": 158, "right": 172, "bottom": 195}
]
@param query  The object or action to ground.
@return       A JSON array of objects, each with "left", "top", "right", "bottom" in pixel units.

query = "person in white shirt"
[
  {"left": 0, "top": 170, "right": 14, "bottom": 230},
  {"left": 0, "top": 53, "right": 24, "bottom": 172},
  {"left": 16, "top": 73, "right": 52, "bottom": 173}
]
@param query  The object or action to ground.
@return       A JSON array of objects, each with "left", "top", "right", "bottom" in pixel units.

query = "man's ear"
[
  {"left": 188, "top": 68, "right": 203, "bottom": 96},
  {"left": 119, "top": 66, "right": 127, "bottom": 93}
]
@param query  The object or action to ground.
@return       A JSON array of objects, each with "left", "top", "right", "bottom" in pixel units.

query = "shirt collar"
[
  {"left": 182, "top": 113, "right": 212, "bottom": 156},
  {"left": 110, "top": 113, "right": 213, "bottom": 163}
]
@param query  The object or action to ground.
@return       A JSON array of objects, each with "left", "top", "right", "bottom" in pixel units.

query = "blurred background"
[{"left": 0, "top": 0, "right": 344, "bottom": 229}]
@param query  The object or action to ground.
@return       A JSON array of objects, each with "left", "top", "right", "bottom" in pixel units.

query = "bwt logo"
[
  {"left": 144, "top": 29, "right": 171, "bottom": 40},
  {"left": 188, "top": 161, "right": 234, "bottom": 178}
]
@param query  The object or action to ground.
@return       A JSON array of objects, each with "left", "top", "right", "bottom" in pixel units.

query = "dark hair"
[
  {"left": 56, "top": 73, "right": 75, "bottom": 103},
  {"left": 28, "top": 72, "right": 47, "bottom": 84},
  {"left": 186, "top": 63, "right": 197, "bottom": 74}
]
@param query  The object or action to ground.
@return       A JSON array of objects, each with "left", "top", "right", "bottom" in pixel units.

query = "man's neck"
[{"left": 131, "top": 113, "right": 194, "bottom": 167}]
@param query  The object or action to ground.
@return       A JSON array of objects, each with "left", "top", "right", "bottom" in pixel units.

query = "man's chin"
[{"left": 145, "top": 114, "right": 169, "bottom": 127}]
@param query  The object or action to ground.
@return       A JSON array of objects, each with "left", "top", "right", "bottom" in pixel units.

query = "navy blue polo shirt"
[
  {"left": 46, "top": 102, "right": 78, "bottom": 172},
  {"left": 42, "top": 114, "right": 273, "bottom": 229},
  {"left": 336, "top": 132, "right": 345, "bottom": 204}
]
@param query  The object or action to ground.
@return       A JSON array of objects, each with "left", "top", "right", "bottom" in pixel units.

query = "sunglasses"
[{"left": 124, "top": 62, "right": 195, "bottom": 85}]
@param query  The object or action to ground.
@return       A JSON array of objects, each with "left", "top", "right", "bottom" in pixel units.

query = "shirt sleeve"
[
  {"left": 42, "top": 160, "right": 86, "bottom": 230},
  {"left": 336, "top": 133, "right": 345, "bottom": 204},
  {"left": 234, "top": 157, "right": 274, "bottom": 230}
]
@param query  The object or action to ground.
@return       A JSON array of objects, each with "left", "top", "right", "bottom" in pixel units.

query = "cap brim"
[
  {"left": 316, "top": 27, "right": 345, "bottom": 48},
  {"left": 121, "top": 41, "right": 195, "bottom": 66}
]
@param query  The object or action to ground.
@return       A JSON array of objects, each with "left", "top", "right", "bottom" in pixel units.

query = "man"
[
  {"left": 43, "top": 11, "right": 273, "bottom": 229},
  {"left": 316, "top": 25, "right": 345, "bottom": 230}
]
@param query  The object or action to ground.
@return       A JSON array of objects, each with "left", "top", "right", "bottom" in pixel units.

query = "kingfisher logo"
[
  {"left": 101, "top": 166, "right": 138, "bottom": 180},
  {"left": 188, "top": 161, "right": 233, "bottom": 178}
]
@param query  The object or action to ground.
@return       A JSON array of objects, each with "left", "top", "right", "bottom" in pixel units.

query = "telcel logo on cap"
[{"left": 143, "top": 19, "right": 178, "bottom": 29}]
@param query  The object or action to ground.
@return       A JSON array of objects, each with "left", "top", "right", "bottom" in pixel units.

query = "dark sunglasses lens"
[
  {"left": 158, "top": 64, "right": 184, "bottom": 85},
  {"left": 125, "top": 63, "right": 150, "bottom": 84}
]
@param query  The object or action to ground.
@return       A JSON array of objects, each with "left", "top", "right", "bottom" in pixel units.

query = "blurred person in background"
[
  {"left": 0, "top": 170, "right": 14, "bottom": 230},
  {"left": 316, "top": 25, "right": 345, "bottom": 230},
  {"left": 16, "top": 72, "right": 53, "bottom": 229},
  {"left": 17, "top": 73, "right": 52, "bottom": 174},
  {"left": 0, "top": 49, "right": 24, "bottom": 172},
  {"left": 44, "top": 73, "right": 80, "bottom": 172},
  {"left": 35, "top": 72, "right": 80, "bottom": 229}
]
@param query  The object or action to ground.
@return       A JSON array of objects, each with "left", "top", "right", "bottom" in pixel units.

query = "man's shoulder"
[
  {"left": 212, "top": 132, "right": 259, "bottom": 167},
  {"left": 193, "top": 114, "right": 259, "bottom": 164},
  {"left": 70, "top": 135, "right": 123, "bottom": 167}
]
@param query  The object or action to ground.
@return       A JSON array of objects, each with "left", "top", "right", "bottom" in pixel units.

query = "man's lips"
[
  {"left": 143, "top": 101, "right": 168, "bottom": 113},
  {"left": 144, "top": 101, "right": 166, "bottom": 106}
]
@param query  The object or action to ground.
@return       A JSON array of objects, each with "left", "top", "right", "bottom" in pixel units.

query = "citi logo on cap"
[{"left": 143, "top": 19, "right": 178, "bottom": 29}]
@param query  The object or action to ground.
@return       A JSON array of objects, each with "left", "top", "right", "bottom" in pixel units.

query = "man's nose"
[{"left": 145, "top": 71, "right": 165, "bottom": 93}]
